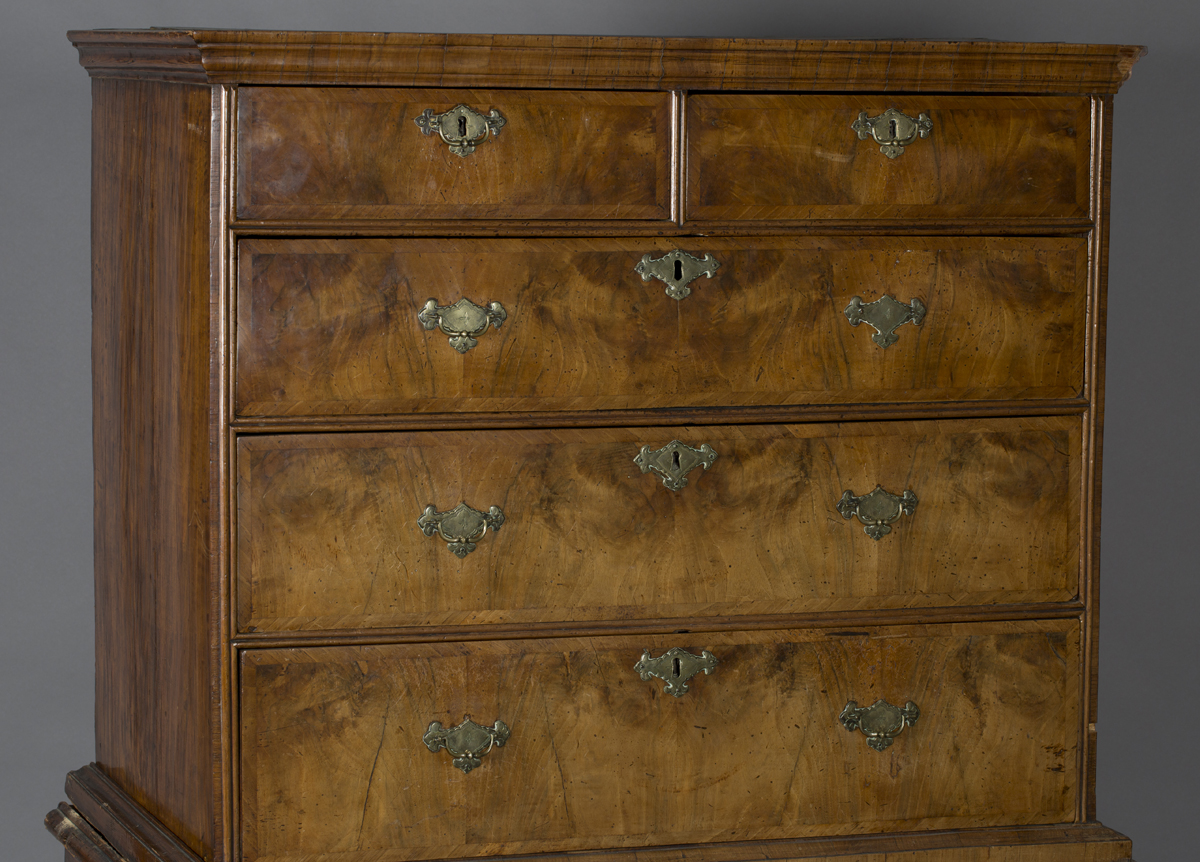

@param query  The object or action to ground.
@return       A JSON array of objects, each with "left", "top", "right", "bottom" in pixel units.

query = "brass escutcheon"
[
  {"left": 635, "top": 250, "right": 720, "bottom": 300},
  {"left": 837, "top": 485, "right": 918, "bottom": 540},
  {"left": 851, "top": 108, "right": 932, "bottom": 159},
  {"left": 634, "top": 440, "right": 717, "bottom": 491},
  {"left": 418, "top": 297, "right": 507, "bottom": 353},
  {"left": 840, "top": 699, "right": 920, "bottom": 751},
  {"left": 845, "top": 294, "right": 926, "bottom": 348},
  {"left": 414, "top": 104, "right": 506, "bottom": 157},
  {"left": 418, "top": 502, "right": 505, "bottom": 557},
  {"left": 635, "top": 647, "right": 719, "bottom": 698},
  {"left": 423, "top": 717, "right": 510, "bottom": 773}
]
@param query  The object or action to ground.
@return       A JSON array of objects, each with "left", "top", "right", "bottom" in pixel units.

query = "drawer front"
[
  {"left": 240, "top": 621, "right": 1080, "bottom": 861},
  {"left": 236, "top": 88, "right": 673, "bottom": 221},
  {"left": 235, "top": 237, "right": 1087, "bottom": 417},
  {"left": 686, "top": 95, "right": 1091, "bottom": 221},
  {"left": 236, "top": 417, "right": 1080, "bottom": 633}
]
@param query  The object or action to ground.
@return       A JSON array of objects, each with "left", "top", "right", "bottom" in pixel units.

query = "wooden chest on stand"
[{"left": 50, "top": 30, "right": 1144, "bottom": 862}]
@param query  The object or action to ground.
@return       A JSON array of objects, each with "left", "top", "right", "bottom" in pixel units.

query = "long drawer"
[
  {"left": 685, "top": 95, "right": 1091, "bottom": 221},
  {"left": 239, "top": 620, "right": 1081, "bottom": 862},
  {"left": 235, "top": 416, "right": 1080, "bottom": 633},
  {"left": 236, "top": 87, "right": 673, "bottom": 221},
  {"left": 235, "top": 236, "right": 1088, "bottom": 417}
]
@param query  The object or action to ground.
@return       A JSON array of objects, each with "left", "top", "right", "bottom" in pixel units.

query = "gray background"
[{"left": 2, "top": 1, "right": 1195, "bottom": 860}]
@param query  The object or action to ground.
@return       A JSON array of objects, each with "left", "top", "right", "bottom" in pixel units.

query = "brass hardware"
[
  {"left": 423, "top": 717, "right": 510, "bottom": 773},
  {"left": 840, "top": 699, "right": 920, "bottom": 751},
  {"left": 418, "top": 502, "right": 505, "bottom": 557},
  {"left": 851, "top": 108, "right": 932, "bottom": 159},
  {"left": 635, "top": 249, "right": 720, "bottom": 300},
  {"left": 635, "top": 648, "right": 718, "bottom": 697},
  {"left": 845, "top": 294, "right": 926, "bottom": 348},
  {"left": 418, "top": 297, "right": 507, "bottom": 353},
  {"left": 837, "top": 485, "right": 917, "bottom": 540},
  {"left": 634, "top": 440, "right": 717, "bottom": 491},
  {"left": 414, "top": 104, "right": 506, "bottom": 157}
]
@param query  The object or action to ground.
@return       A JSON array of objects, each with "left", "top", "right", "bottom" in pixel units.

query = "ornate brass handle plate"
[
  {"left": 840, "top": 699, "right": 920, "bottom": 751},
  {"left": 635, "top": 249, "right": 720, "bottom": 300},
  {"left": 423, "top": 717, "right": 510, "bottom": 773},
  {"left": 635, "top": 648, "right": 718, "bottom": 697},
  {"left": 418, "top": 502, "right": 505, "bottom": 557},
  {"left": 634, "top": 440, "right": 717, "bottom": 491},
  {"left": 851, "top": 108, "right": 932, "bottom": 159},
  {"left": 418, "top": 297, "right": 507, "bottom": 353},
  {"left": 837, "top": 485, "right": 917, "bottom": 540},
  {"left": 415, "top": 104, "right": 506, "bottom": 157},
  {"left": 845, "top": 294, "right": 926, "bottom": 348}
]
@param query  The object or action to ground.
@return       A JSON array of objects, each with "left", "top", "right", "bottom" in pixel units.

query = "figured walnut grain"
[
  {"left": 236, "top": 417, "right": 1080, "bottom": 633},
  {"left": 686, "top": 96, "right": 1091, "bottom": 222},
  {"left": 240, "top": 621, "right": 1081, "bottom": 861},
  {"left": 236, "top": 88, "right": 673, "bottom": 222},
  {"left": 235, "top": 237, "right": 1087, "bottom": 417}
]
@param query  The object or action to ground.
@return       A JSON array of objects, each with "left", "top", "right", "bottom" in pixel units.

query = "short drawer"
[
  {"left": 235, "top": 417, "right": 1080, "bottom": 633},
  {"left": 239, "top": 620, "right": 1081, "bottom": 861},
  {"left": 234, "top": 236, "right": 1087, "bottom": 417},
  {"left": 236, "top": 87, "right": 673, "bottom": 221},
  {"left": 686, "top": 95, "right": 1091, "bottom": 221}
]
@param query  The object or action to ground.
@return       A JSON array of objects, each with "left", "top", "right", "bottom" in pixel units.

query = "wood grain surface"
[
  {"left": 236, "top": 88, "right": 673, "bottom": 221},
  {"left": 89, "top": 78, "right": 215, "bottom": 859},
  {"left": 239, "top": 620, "right": 1081, "bottom": 861},
  {"left": 236, "top": 417, "right": 1080, "bottom": 632},
  {"left": 686, "top": 96, "right": 1091, "bottom": 222},
  {"left": 69, "top": 31, "right": 1145, "bottom": 94},
  {"left": 235, "top": 237, "right": 1088, "bottom": 417}
]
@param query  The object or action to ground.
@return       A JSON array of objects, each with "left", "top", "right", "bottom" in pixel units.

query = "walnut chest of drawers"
[{"left": 51, "top": 30, "right": 1145, "bottom": 862}]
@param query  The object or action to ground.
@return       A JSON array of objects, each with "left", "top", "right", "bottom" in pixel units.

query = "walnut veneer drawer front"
[
  {"left": 236, "top": 87, "right": 673, "bottom": 221},
  {"left": 686, "top": 95, "right": 1091, "bottom": 221},
  {"left": 235, "top": 236, "right": 1086, "bottom": 417},
  {"left": 240, "top": 621, "right": 1080, "bottom": 862},
  {"left": 236, "top": 416, "right": 1079, "bottom": 633}
]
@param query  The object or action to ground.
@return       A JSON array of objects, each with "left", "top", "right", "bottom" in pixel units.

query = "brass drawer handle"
[
  {"left": 840, "top": 699, "right": 920, "bottom": 751},
  {"left": 635, "top": 249, "right": 720, "bottom": 300},
  {"left": 851, "top": 108, "right": 932, "bottom": 159},
  {"left": 414, "top": 104, "right": 506, "bottom": 157},
  {"left": 418, "top": 297, "right": 507, "bottom": 353},
  {"left": 845, "top": 294, "right": 926, "bottom": 348},
  {"left": 423, "top": 717, "right": 510, "bottom": 773},
  {"left": 635, "top": 648, "right": 718, "bottom": 698},
  {"left": 634, "top": 440, "right": 717, "bottom": 491},
  {"left": 418, "top": 502, "right": 505, "bottom": 557},
  {"left": 837, "top": 485, "right": 918, "bottom": 540}
]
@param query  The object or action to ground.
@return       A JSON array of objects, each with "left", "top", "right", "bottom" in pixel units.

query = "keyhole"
[
  {"left": 888, "top": 119, "right": 897, "bottom": 140},
  {"left": 672, "top": 657, "right": 682, "bottom": 678},
  {"left": 672, "top": 450, "right": 681, "bottom": 471},
  {"left": 674, "top": 259, "right": 684, "bottom": 281},
  {"left": 458, "top": 116, "right": 468, "bottom": 137}
]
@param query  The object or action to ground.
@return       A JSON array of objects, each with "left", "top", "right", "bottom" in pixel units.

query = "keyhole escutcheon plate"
[
  {"left": 635, "top": 648, "right": 719, "bottom": 697},
  {"left": 634, "top": 440, "right": 717, "bottom": 491},
  {"left": 635, "top": 249, "right": 720, "bottom": 300},
  {"left": 415, "top": 104, "right": 507, "bottom": 157},
  {"left": 851, "top": 108, "right": 932, "bottom": 159}
]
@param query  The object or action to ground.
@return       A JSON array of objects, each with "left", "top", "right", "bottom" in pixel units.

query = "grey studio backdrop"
[{"left": 1, "top": 1, "right": 1195, "bottom": 860}]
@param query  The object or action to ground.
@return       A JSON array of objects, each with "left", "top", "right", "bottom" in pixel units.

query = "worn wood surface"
[
  {"left": 236, "top": 88, "right": 673, "bottom": 222},
  {"left": 56, "top": 765, "right": 208, "bottom": 862},
  {"left": 1082, "top": 95, "right": 1116, "bottom": 823},
  {"left": 89, "top": 77, "right": 215, "bottom": 860},
  {"left": 69, "top": 31, "right": 1145, "bottom": 93},
  {"left": 240, "top": 621, "right": 1080, "bottom": 861},
  {"left": 57, "top": 29, "right": 1139, "bottom": 862},
  {"left": 235, "top": 237, "right": 1087, "bottom": 417},
  {"left": 687, "top": 96, "right": 1090, "bottom": 222},
  {"left": 236, "top": 417, "right": 1079, "bottom": 633}
]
